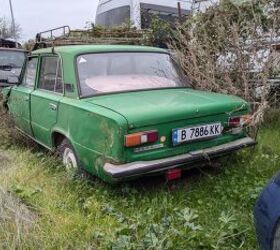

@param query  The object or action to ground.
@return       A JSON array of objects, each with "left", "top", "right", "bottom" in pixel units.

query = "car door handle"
[
  {"left": 24, "top": 97, "right": 29, "bottom": 102},
  {"left": 49, "top": 103, "right": 57, "bottom": 111}
]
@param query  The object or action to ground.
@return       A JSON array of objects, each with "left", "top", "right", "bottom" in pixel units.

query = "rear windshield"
[
  {"left": 0, "top": 50, "right": 26, "bottom": 68},
  {"left": 77, "top": 52, "right": 185, "bottom": 96}
]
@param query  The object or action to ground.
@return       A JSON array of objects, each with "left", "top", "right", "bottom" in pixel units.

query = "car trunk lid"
[{"left": 84, "top": 88, "right": 248, "bottom": 128}]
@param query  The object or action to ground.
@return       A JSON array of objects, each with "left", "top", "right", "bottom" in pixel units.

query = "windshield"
[
  {"left": 0, "top": 50, "right": 26, "bottom": 68},
  {"left": 77, "top": 52, "right": 185, "bottom": 96}
]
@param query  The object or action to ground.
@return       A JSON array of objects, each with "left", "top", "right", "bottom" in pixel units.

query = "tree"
[{"left": 0, "top": 17, "right": 21, "bottom": 40}]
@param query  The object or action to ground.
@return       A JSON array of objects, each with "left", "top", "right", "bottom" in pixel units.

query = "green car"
[{"left": 1, "top": 45, "right": 256, "bottom": 183}]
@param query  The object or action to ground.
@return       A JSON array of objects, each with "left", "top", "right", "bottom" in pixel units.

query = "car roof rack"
[{"left": 32, "top": 25, "right": 152, "bottom": 51}]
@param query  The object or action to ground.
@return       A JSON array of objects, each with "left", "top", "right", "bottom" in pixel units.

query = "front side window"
[
  {"left": 0, "top": 50, "right": 26, "bottom": 69},
  {"left": 38, "top": 57, "right": 63, "bottom": 93},
  {"left": 0, "top": 50, "right": 26, "bottom": 83},
  {"left": 77, "top": 52, "right": 185, "bottom": 97},
  {"left": 22, "top": 57, "right": 38, "bottom": 88}
]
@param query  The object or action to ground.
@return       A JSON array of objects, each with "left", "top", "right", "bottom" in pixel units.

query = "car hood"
[{"left": 85, "top": 88, "right": 249, "bottom": 128}]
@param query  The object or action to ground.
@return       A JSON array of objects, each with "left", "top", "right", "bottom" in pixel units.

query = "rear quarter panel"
[{"left": 53, "top": 98, "right": 128, "bottom": 178}]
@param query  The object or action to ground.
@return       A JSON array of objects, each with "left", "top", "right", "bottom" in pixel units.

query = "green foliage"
[
  {"left": 178, "top": 0, "right": 272, "bottom": 55},
  {"left": 69, "top": 16, "right": 174, "bottom": 48},
  {"left": 148, "top": 16, "right": 174, "bottom": 48}
]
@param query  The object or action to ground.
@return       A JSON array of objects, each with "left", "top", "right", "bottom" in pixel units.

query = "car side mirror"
[{"left": 7, "top": 76, "right": 19, "bottom": 85}]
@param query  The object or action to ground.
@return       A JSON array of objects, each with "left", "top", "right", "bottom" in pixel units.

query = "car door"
[
  {"left": 30, "top": 56, "right": 64, "bottom": 148},
  {"left": 8, "top": 56, "right": 38, "bottom": 135}
]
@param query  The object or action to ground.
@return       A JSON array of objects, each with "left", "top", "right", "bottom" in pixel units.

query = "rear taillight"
[
  {"left": 228, "top": 115, "right": 252, "bottom": 128},
  {"left": 125, "top": 130, "right": 158, "bottom": 147},
  {"left": 228, "top": 117, "right": 241, "bottom": 127}
]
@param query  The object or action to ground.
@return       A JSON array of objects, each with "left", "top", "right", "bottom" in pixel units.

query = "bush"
[{"left": 170, "top": 0, "right": 280, "bottom": 129}]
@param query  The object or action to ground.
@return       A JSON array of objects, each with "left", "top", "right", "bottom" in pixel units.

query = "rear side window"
[
  {"left": 96, "top": 6, "right": 130, "bottom": 27},
  {"left": 22, "top": 57, "right": 38, "bottom": 88},
  {"left": 140, "top": 3, "right": 189, "bottom": 29},
  {"left": 38, "top": 57, "right": 63, "bottom": 93}
]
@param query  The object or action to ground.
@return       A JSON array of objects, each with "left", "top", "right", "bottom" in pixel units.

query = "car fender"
[{"left": 51, "top": 128, "right": 72, "bottom": 149}]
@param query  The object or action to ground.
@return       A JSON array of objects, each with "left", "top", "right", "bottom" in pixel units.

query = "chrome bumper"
[{"left": 104, "top": 137, "right": 256, "bottom": 180}]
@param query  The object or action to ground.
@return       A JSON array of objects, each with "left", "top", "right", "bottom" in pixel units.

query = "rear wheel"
[{"left": 57, "top": 139, "right": 80, "bottom": 174}]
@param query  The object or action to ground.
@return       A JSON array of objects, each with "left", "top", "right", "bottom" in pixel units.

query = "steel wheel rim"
[{"left": 63, "top": 147, "right": 78, "bottom": 171}]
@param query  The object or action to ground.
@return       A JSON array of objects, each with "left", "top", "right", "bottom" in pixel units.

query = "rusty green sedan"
[{"left": 1, "top": 45, "right": 256, "bottom": 183}]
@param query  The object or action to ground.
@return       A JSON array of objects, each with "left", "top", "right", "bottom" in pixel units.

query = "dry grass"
[
  {"left": 0, "top": 148, "right": 37, "bottom": 249},
  {"left": 0, "top": 185, "right": 37, "bottom": 249},
  {"left": 0, "top": 94, "right": 38, "bottom": 249},
  {"left": 170, "top": 0, "right": 280, "bottom": 130}
]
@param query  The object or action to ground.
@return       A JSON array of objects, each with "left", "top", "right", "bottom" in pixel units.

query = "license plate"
[{"left": 172, "top": 123, "right": 222, "bottom": 145}]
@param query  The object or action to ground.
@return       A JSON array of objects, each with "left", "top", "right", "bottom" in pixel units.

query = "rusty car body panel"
[{"left": 2, "top": 45, "right": 256, "bottom": 183}]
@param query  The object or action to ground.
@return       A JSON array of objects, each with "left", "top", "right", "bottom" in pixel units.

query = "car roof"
[
  {"left": 0, "top": 47, "right": 28, "bottom": 53},
  {"left": 32, "top": 45, "right": 168, "bottom": 56}
]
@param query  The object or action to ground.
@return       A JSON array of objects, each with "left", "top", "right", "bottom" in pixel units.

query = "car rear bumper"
[{"left": 104, "top": 137, "right": 256, "bottom": 181}]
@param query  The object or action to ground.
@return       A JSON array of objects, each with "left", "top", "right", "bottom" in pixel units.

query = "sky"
[{"left": 0, "top": 0, "right": 99, "bottom": 42}]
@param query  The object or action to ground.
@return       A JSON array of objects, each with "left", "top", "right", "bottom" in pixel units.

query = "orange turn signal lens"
[{"left": 125, "top": 133, "right": 142, "bottom": 147}]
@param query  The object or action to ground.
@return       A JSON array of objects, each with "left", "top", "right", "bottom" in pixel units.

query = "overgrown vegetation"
[
  {"left": 170, "top": 0, "right": 280, "bottom": 128},
  {"left": 1, "top": 93, "right": 280, "bottom": 249}
]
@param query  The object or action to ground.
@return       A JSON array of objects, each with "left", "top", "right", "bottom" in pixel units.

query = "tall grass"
[
  {"left": 0, "top": 109, "right": 274, "bottom": 249},
  {"left": 1, "top": 93, "right": 280, "bottom": 249}
]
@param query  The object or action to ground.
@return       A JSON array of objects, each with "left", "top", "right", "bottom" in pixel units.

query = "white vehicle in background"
[
  {"left": 217, "top": 43, "right": 280, "bottom": 101},
  {"left": 95, "top": 0, "right": 193, "bottom": 29}
]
